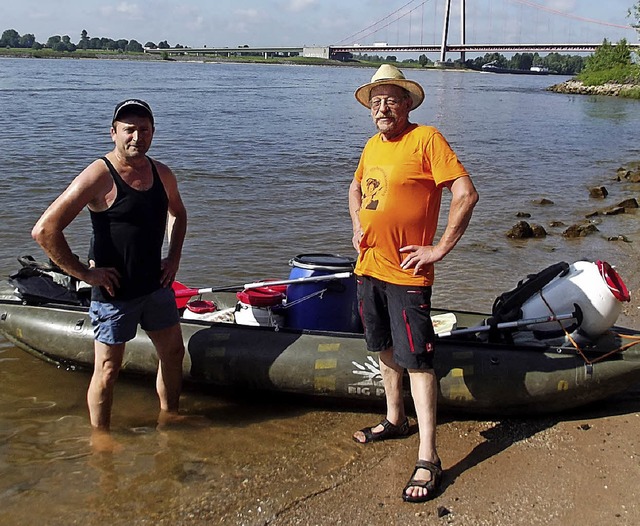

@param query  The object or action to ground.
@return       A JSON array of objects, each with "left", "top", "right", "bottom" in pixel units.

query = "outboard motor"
[{"left": 519, "top": 260, "right": 630, "bottom": 339}]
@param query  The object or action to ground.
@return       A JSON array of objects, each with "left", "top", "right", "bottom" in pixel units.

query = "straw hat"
[{"left": 354, "top": 64, "right": 425, "bottom": 110}]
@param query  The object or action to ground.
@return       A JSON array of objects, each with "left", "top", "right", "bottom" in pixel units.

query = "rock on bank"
[{"left": 548, "top": 79, "right": 635, "bottom": 96}]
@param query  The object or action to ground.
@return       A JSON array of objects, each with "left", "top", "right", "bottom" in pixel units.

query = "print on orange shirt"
[{"left": 362, "top": 167, "right": 388, "bottom": 211}]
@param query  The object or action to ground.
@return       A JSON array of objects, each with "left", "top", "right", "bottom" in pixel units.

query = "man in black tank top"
[{"left": 32, "top": 99, "right": 188, "bottom": 444}]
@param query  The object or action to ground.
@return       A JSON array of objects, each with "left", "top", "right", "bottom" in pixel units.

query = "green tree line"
[
  {"left": 353, "top": 51, "right": 586, "bottom": 75},
  {"left": 577, "top": 38, "right": 639, "bottom": 85},
  {"left": 465, "top": 52, "right": 586, "bottom": 74},
  {"left": 630, "top": 1, "right": 640, "bottom": 31},
  {"left": 0, "top": 28, "right": 179, "bottom": 53}
]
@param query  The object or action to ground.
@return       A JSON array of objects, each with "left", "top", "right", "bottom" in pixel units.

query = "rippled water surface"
[{"left": 0, "top": 57, "right": 638, "bottom": 524}]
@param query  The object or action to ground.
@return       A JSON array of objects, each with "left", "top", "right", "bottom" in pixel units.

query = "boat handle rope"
[
  {"left": 539, "top": 291, "right": 640, "bottom": 365},
  {"left": 280, "top": 288, "right": 328, "bottom": 309},
  {"left": 537, "top": 291, "right": 591, "bottom": 363},
  {"left": 589, "top": 334, "right": 640, "bottom": 364}
]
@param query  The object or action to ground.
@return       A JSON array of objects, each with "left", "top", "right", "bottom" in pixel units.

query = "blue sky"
[{"left": 1, "top": 0, "right": 637, "bottom": 48}]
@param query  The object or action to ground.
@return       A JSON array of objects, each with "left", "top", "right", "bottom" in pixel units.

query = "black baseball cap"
[{"left": 112, "top": 99, "right": 154, "bottom": 126}]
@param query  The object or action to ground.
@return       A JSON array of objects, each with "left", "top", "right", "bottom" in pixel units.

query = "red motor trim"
[{"left": 597, "top": 260, "right": 630, "bottom": 302}]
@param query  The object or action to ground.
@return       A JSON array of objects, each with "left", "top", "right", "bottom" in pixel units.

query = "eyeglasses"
[{"left": 370, "top": 97, "right": 405, "bottom": 110}]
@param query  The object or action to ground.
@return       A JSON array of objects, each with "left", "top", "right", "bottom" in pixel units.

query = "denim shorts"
[
  {"left": 357, "top": 275, "right": 436, "bottom": 370},
  {"left": 89, "top": 287, "right": 180, "bottom": 345}
]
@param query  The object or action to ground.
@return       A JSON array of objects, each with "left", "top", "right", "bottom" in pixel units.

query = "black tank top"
[{"left": 90, "top": 156, "right": 168, "bottom": 301}]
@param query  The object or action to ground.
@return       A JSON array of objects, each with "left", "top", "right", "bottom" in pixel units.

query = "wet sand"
[
  {"left": 138, "top": 258, "right": 640, "bottom": 526},
  {"left": 140, "top": 389, "right": 640, "bottom": 526}
]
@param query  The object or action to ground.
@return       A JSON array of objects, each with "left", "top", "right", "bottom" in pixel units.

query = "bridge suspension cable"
[
  {"left": 338, "top": 0, "right": 635, "bottom": 47},
  {"left": 507, "top": 0, "right": 635, "bottom": 30},
  {"left": 335, "top": 0, "right": 431, "bottom": 45}
]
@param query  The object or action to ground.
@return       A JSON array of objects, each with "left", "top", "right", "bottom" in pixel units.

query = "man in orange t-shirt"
[{"left": 349, "top": 64, "right": 479, "bottom": 503}]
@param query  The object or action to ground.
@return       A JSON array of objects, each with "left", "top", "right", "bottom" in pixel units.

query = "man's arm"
[
  {"left": 348, "top": 177, "right": 363, "bottom": 253},
  {"left": 400, "top": 175, "right": 479, "bottom": 274},
  {"left": 157, "top": 162, "right": 187, "bottom": 287},
  {"left": 31, "top": 160, "right": 122, "bottom": 295}
]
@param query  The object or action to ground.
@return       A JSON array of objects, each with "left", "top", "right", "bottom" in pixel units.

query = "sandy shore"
[
  {"left": 271, "top": 260, "right": 640, "bottom": 525},
  {"left": 145, "top": 257, "right": 639, "bottom": 526},
  {"left": 266, "top": 407, "right": 640, "bottom": 526},
  {"left": 282, "top": 408, "right": 640, "bottom": 525},
  {"left": 271, "top": 258, "right": 640, "bottom": 526}
]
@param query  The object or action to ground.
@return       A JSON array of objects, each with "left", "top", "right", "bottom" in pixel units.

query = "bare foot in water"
[
  {"left": 157, "top": 410, "right": 208, "bottom": 429},
  {"left": 90, "top": 428, "right": 123, "bottom": 454}
]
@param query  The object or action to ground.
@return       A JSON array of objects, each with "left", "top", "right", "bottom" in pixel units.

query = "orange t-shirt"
[{"left": 354, "top": 123, "right": 469, "bottom": 286}]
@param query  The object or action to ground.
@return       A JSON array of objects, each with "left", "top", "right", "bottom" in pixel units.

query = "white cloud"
[
  {"left": 285, "top": 0, "right": 318, "bottom": 13},
  {"left": 99, "top": 2, "right": 143, "bottom": 19},
  {"left": 193, "top": 16, "right": 206, "bottom": 30},
  {"left": 235, "top": 9, "right": 261, "bottom": 20},
  {"left": 115, "top": 2, "right": 142, "bottom": 16},
  {"left": 546, "top": 1, "right": 577, "bottom": 13},
  {"left": 169, "top": 4, "right": 206, "bottom": 32},
  {"left": 227, "top": 8, "right": 269, "bottom": 37}
]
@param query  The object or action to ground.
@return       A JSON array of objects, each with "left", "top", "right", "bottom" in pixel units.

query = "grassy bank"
[
  {"left": 575, "top": 64, "right": 640, "bottom": 100},
  {"left": 0, "top": 47, "right": 163, "bottom": 60},
  {"left": 573, "top": 39, "right": 640, "bottom": 99},
  {"left": 0, "top": 46, "right": 448, "bottom": 70},
  {"left": 0, "top": 47, "right": 335, "bottom": 63},
  {"left": 576, "top": 62, "right": 640, "bottom": 99}
]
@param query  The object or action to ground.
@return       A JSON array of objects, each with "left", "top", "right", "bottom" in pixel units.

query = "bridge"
[
  {"left": 329, "top": 43, "right": 601, "bottom": 54},
  {"left": 145, "top": 0, "right": 637, "bottom": 62},
  {"left": 145, "top": 46, "right": 305, "bottom": 58},
  {"left": 145, "top": 42, "right": 601, "bottom": 59}
]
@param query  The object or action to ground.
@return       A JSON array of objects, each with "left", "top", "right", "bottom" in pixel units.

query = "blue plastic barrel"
[{"left": 285, "top": 254, "right": 362, "bottom": 333}]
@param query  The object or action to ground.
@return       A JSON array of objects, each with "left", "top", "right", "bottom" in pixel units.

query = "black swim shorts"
[{"left": 357, "top": 275, "right": 436, "bottom": 370}]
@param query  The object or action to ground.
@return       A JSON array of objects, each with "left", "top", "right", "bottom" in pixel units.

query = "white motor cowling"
[{"left": 520, "top": 260, "right": 630, "bottom": 338}]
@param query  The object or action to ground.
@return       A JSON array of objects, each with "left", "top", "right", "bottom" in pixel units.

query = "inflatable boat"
[{"left": 1, "top": 255, "right": 639, "bottom": 415}]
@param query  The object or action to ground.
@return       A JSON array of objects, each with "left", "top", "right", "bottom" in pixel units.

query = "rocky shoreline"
[
  {"left": 506, "top": 162, "right": 640, "bottom": 241},
  {"left": 548, "top": 79, "right": 639, "bottom": 97}
]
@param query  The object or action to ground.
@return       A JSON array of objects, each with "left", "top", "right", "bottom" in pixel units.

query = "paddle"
[
  {"left": 438, "top": 312, "right": 576, "bottom": 338},
  {"left": 172, "top": 271, "right": 353, "bottom": 306}
]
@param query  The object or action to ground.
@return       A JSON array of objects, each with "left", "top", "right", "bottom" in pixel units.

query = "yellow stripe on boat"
[
  {"left": 318, "top": 343, "right": 340, "bottom": 352},
  {"left": 446, "top": 367, "right": 474, "bottom": 401},
  {"left": 314, "top": 375, "right": 336, "bottom": 391},
  {"left": 315, "top": 358, "right": 337, "bottom": 370}
]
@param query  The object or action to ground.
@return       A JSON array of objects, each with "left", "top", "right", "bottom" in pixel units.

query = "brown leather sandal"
[
  {"left": 353, "top": 417, "right": 410, "bottom": 444},
  {"left": 402, "top": 459, "right": 443, "bottom": 503}
]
